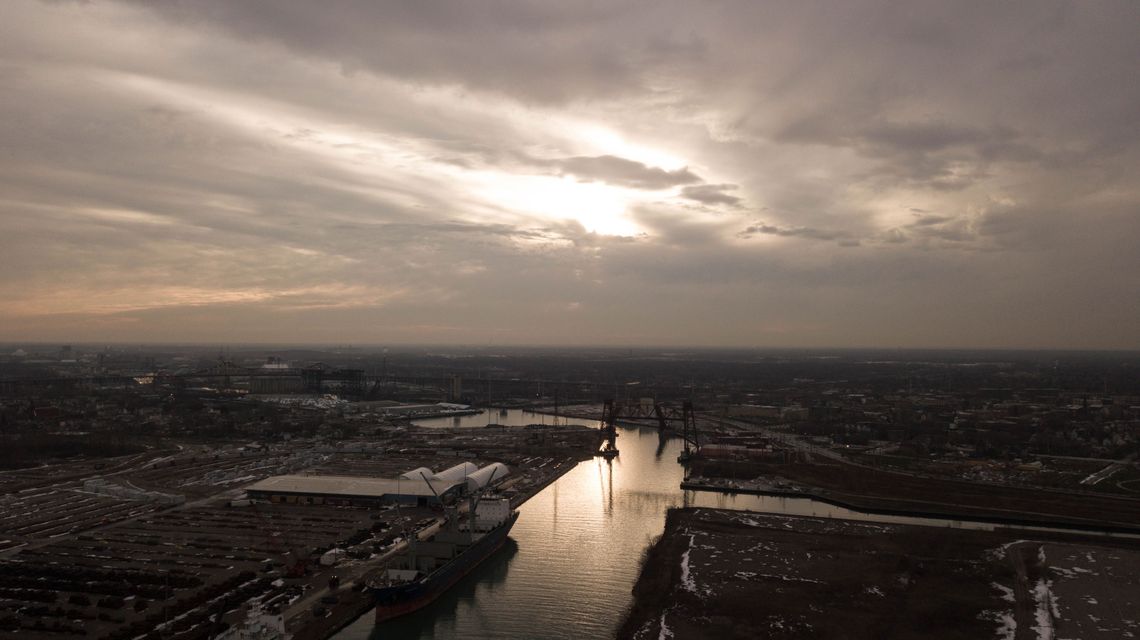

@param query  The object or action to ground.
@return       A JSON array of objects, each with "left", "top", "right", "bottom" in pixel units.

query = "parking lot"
[{"left": 0, "top": 423, "right": 598, "bottom": 639}]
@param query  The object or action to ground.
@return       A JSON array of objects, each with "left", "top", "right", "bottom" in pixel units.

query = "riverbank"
[
  {"left": 680, "top": 479, "right": 1140, "bottom": 536},
  {"left": 619, "top": 507, "right": 1140, "bottom": 639},
  {"left": 686, "top": 458, "right": 1140, "bottom": 534}
]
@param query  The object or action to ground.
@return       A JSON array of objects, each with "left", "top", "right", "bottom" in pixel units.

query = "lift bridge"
[{"left": 596, "top": 398, "right": 700, "bottom": 460}]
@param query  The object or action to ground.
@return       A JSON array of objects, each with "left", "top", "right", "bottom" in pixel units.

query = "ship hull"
[{"left": 372, "top": 511, "right": 518, "bottom": 623}]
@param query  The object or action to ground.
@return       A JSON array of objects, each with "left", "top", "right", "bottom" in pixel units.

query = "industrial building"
[{"left": 244, "top": 462, "right": 510, "bottom": 507}]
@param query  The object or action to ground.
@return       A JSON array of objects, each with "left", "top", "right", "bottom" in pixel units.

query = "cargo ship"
[{"left": 367, "top": 491, "right": 518, "bottom": 622}]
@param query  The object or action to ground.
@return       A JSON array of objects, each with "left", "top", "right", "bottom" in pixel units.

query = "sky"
[{"left": 1, "top": 1, "right": 1138, "bottom": 349}]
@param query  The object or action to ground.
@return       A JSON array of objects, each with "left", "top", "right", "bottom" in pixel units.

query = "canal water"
[
  {"left": 338, "top": 409, "right": 690, "bottom": 639},
  {"left": 332, "top": 409, "right": 1052, "bottom": 639}
]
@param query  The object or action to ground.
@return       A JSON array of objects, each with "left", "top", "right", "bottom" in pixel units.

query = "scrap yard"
[{"left": 0, "top": 421, "right": 597, "bottom": 639}]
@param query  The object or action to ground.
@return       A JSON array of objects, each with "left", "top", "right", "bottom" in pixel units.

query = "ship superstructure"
[{"left": 367, "top": 467, "right": 517, "bottom": 622}]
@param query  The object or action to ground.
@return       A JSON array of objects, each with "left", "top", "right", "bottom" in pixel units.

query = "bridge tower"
[
  {"left": 598, "top": 399, "right": 619, "bottom": 457},
  {"left": 677, "top": 401, "right": 700, "bottom": 461}
]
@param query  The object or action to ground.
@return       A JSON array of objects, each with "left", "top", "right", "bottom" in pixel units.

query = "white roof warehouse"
[
  {"left": 245, "top": 474, "right": 465, "bottom": 506},
  {"left": 244, "top": 461, "right": 510, "bottom": 507}
]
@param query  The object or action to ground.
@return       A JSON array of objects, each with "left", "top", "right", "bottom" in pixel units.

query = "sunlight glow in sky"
[
  {"left": 474, "top": 174, "right": 644, "bottom": 236},
  {"left": 1, "top": 0, "right": 1138, "bottom": 348}
]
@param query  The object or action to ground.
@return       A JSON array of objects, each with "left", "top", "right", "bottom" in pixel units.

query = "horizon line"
[{"left": 2, "top": 340, "right": 1138, "bottom": 355}]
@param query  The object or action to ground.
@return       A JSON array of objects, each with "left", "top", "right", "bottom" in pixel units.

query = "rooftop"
[{"left": 245, "top": 474, "right": 463, "bottom": 498}]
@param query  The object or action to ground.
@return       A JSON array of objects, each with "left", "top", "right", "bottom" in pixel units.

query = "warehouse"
[
  {"left": 244, "top": 462, "right": 511, "bottom": 507},
  {"left": 245, "top": 474, "right": 465, "bottom": 507}
]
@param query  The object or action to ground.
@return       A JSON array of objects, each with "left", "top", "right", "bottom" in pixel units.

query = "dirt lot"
[{"left": 619, "top": 508, "right": 1140, "bottom": 640}]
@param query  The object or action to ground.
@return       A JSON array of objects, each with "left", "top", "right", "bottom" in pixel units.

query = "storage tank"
[
  {"left": 466, "top": 463, "right": 510, "bottom": 491},
  {"left": 399, "top": 466, "right": 435, "bottom": 481},
  {"left": 432, "top": 462, "right": 479, "bottom": 484}
]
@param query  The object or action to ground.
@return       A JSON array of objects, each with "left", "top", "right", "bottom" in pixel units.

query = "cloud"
[
  {"left": 881, "top": 228, "right": 909, "bottom": 244},
  {"left": 628, "top": 204, "right": 734, "bottom": 247},
  {"left": 737, "top": 223, "right": 850, "bottom": 243},
  {"left": 544, "top": 155, "right": 701, "bottom": 189},
  {"left": 0, "top": 0, "right": 1138, "bottom": 348},
  {"left": 679, "top": 183, "right": 742, "bottom": 207},
  {"left": 908, "top": 214, "right": 955, "bottom": 227}
]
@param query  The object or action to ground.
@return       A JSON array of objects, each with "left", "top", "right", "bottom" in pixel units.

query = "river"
[
  {"left": 332, "top": 408, "right": 1108, "bottom": 640},
  {"left": 337, "top": 409, "right": 690, "bottom": 639}
]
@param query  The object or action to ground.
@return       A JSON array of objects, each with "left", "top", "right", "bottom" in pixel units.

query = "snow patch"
[
  {"left": 1032, "top": 579, "right": 1058, "bottom": 640},
  {"left": 680, "top": 534, "right": 696, "bottom": 593},
  {"left": 657, "top": 611, "right": 673, "bottom": 640},
  {"left": 992, "top": 582, "right": 1015, "bottom": 603},
  {"left": 754, "top": 572, "right": 823, "bottom": 584},
  {"left": 980, "top": 610, "right": 1017, "bottom": 640},
  {"left": 1030, "top": 545, "right": 1060, "bottom": 640},
  {"left": 987, "top": 539, "right": 1031, "bottom": 561}
]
